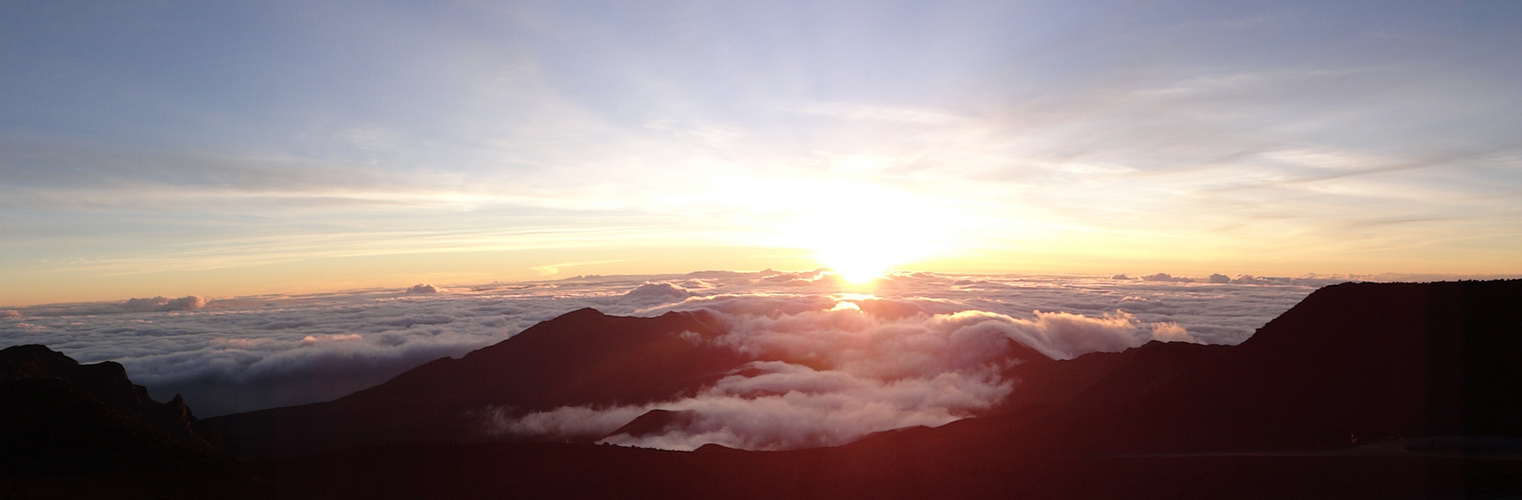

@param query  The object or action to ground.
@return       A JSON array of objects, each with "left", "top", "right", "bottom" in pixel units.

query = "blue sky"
[{"left": 2, "top": 1, "right": 1520, "bottom": 305}]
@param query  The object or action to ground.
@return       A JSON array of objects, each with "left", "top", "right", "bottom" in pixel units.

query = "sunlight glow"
[
  {"left": 823, "top": 254, "right": 893, "bottom": 283},
  {"left": 751, "top": 179, "right": 960, "bottom": 283}
]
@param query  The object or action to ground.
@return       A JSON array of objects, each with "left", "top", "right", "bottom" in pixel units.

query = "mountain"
[
  {"left": 209, "top": 308, "right": 753, "bottom": 457},
  {"left": 969, "top": 278, "right": 1522, "bottom": 445},
  {"left": 9, "top": 280, "right": 1521, "bottom": 499},
  {"left": 920, "top": 279, "right": 1522, "bottom": 455},
  {"left": 209, "top": 302, "right": 1058, "bottom": 457},
  {"left": 605, "top": 408, "right": 702, "bottom": 441},
  {"left": 0, "top": 344, "right": 223, "bottom": 476},
  {"left": 209, "top": 279, "right": 1522, "bottom": 457}
]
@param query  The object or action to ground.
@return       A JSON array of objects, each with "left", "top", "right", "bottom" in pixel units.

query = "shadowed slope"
[
  {"left": 209, "top": 308, "right": 751, "bottom": 457},
  {"left": 349, "top": 308, "right": 738, "bottom": 410},
  {"left": 1069, "top": 279, "right": 1522, "bottom": 452}
]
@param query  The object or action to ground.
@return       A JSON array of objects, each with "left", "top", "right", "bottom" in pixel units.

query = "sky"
[
  {"left": 1, "top": 271, "right": 1335, "bottom": 448},
  {"left": 3, "top": 1, "right": 1522, "bottom": 306}
]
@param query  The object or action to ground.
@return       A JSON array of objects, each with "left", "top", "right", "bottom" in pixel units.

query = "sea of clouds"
[{"left": 2, "top": 270, "right": 1344, "bottom": 448}]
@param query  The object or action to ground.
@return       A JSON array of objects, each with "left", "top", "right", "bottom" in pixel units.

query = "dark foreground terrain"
[
  {"left": 4, "top": 280, "right": 1521, "bottom": 499},
  {"left": 10, "top": 442, "right": 1521, "bottom": 499}
]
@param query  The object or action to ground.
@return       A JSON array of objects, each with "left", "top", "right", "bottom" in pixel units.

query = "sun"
[
  {"left": 733, "top": 176, "right": 970, "bottom": 283},
  {"left": 825, "top": 256, "right": 891, "bottom": 283},
  {"left": 834, "top": 266, "right": 883, "bottom": 284},
  {"left": 788, "top": 183, "right": 954, "bottom": 283},
  {"left": 810, "top": 213, "right": 924, "bottom": 284}
]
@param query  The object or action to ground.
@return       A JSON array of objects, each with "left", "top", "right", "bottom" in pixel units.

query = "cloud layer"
[
  {"left": 2, "top": 271, "right": 1334, "bottom": 420},
  {"left": 487, "top": 299, "right": 1194, "bottom": 450}
]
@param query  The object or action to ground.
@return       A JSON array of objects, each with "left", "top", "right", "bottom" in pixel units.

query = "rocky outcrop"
[{"left": 0, "top": 345, "right": 223, "bottom": 476}]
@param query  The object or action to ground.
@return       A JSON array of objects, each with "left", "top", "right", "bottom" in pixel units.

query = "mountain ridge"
[
  {"left": 207, "top": 307, "right": 753, "bottom": 457},
  {"left": 850, "top": 279, "right": 1522, "bottom": 456},
  {"left": 8, "top": 280, "right": 1521, "bottom": 498}
]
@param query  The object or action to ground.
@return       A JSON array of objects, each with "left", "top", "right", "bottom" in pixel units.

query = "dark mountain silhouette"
[
  {"left": 901, "top": 279, "right": 1522, "bottom": 457},
  {"left": 208, "top": 304, "right": 1056, "bottom": 458},
  {"left": 605, "top": 408, "right": 702, "bottom": 441},
  {"left": 208, "top": 308, "right": 753, "bottom": 457},
  {"left": 8, "top": 280, "right": 1522, "bottom": 499},
  {"left": 0, "top": 345, "right": 222, "bottom": 476}
]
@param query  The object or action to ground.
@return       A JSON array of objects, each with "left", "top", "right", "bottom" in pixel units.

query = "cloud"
[
  {"left": 1149, "top": 322, "right": 1199, "bottom": 344},
  {"left": 965, "top": 310, "right": 1194, "bottom": 360},
  {"left": 484, "top": 298, "right": 1196, "bottom": 451},
  {"left": 1226, "top": 274, "right": 1335, "bottom": 286},
  {"left": 301, "top": 333, "right": 362, "bottom": 343},
  {"left": 617, "top": 282, "right": 692, "bottom": 309},
  {"left": 122, "top": 295, "right": 207, "bottom": 312},
  {"left": 22, "top": 295, "right": 210, "bottom": 316},
  {"left": 603, "top": 364, "right": 1011, "bottom": 451},
  {"left": 2, "top": 290, "right": 571, "bottom": 415},
  {"left": 528, "top": 260, "right": 625, "bottom": 276},
  {"left": 481, "top": 405, "right": 650, "bottom": 442},
  {"left": 492, "top": 360, "right": 1015, "bottom": 451},
  {"left": 406, "top": 284, "right": 443, "bottom": 294},
  {"left": 1, "top": 271, "right": 1331, "bottom": 418}
]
